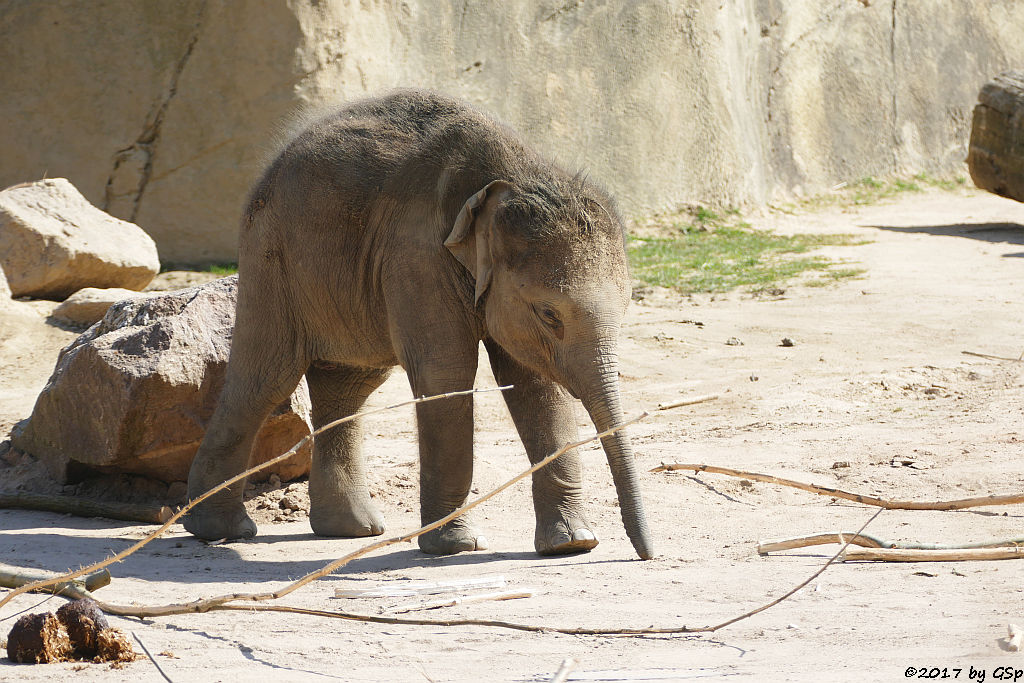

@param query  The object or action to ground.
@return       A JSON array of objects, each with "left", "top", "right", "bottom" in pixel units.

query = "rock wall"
[{"left": 1, "top": 1, "right": 1022, "bottom": 263}]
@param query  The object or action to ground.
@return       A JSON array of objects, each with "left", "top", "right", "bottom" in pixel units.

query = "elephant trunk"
[{"left": 576, "top": 347, "right": 655, "bottom": 560}]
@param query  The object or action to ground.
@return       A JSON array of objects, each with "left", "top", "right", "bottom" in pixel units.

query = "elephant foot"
[
  {"left": 183, "top": 504, "right": 257, "bottom": 541},
  {"left": 310, "top": 492, "right": 385, "bottom": 537},
  {"left": 418, "top": 519, "right": 488, "bottom": 555},
  {"left": 535, "top": 514, "right": 599, "bottom": 555}
]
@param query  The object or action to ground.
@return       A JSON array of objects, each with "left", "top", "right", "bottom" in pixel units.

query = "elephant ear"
[{"left": 444, "top": 180, "right": 513, "bottom": 305}]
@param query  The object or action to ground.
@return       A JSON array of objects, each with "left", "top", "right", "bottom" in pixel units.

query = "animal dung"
[
  {"left": 4, "top": 598, "right": 134, "bottom": 665},
  {"left": 6, "top": 612, "right": 72, "bottom": 663},
  {"left": 56, "top": 598, "right": 110, "bottom": 658}
]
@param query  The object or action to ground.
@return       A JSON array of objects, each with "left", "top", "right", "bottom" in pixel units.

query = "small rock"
[
  {"left": 831, "top": 461, "right": 851, "bottom": 469},
  {"left": 725, "top": 337, "right": 744, "bottom": 346},
  {"left": 749, "top": 374, "right": 759, "bottom": 382},
  {"left": 780, "top": 337, "right": 795, "bottom": 347},
  {"left": 52, "top": 287, "right": 150, "bottom": 326},
  {"left": 279, "top": 494, "right": 303, "bottom": 511},
  {"left": 268, "top": 473, "right": 282, "bottom": 489}
]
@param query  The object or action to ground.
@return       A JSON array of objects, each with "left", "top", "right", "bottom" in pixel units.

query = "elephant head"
[{"left": 444, "top": 177, "right": 654, "bottom": 560}]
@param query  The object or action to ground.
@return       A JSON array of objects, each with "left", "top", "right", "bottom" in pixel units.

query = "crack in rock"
[{"left": 103, "top": 1, "right": 207, "bottom": 223}]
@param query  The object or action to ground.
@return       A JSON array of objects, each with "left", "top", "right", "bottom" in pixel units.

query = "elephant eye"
[{"left": 534, "top": 305, "right": 564, "bottom": 338}]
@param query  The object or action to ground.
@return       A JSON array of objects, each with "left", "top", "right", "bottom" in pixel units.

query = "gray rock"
[
  {"left": 0, "top": 179, "right": 159, "bottom": 300},
  {"left": 968, "top": 70, "right": 1024, "bottom": 202},
  {"left": 11, "top": 276, "right": 312, "bottom": 483},
  {"left": 51, "top": 287, "right": 151, "bottom": 326}
]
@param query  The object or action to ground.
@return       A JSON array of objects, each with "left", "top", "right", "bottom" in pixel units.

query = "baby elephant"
[{"left": 185, "top": 90, "right": 654, "bottom": 560}]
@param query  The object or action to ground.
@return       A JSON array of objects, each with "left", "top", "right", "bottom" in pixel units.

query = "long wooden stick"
[
  {"left": 841, "top": 546, "right": 1024, "bottom": 562},
  {"left": 87, "top": 412, "right": 646, "bottom": 618},
  {"left": 0, "top": 386, "right": 512, "bottom": 612},
  {"left": 190, "top": 510, "right": 884, "bottom": 636},
  {"left": 758, "top": 533, "right": 1024, "bottom": 555},
  {"left": 652, "top": 463, "right": 1024, "bottom": 510},
  {"left": 0, "top": 492, "right": 172, "bottom": 524}
]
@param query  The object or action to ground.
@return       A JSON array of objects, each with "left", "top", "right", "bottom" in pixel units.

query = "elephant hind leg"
[
  {"left": 184, "top": 279, "right": 309, "bottom": 541},
  {"left": 306, "top": 364, "right": 391, "bottom": 537}
]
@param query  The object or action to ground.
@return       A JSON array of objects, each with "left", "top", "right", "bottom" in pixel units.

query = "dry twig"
[
  {"left": 656, "top": 394, "right": 718, "bottom": 411},
  {"left": 758, "top": 532, "right": 1024, "bottom": 554},
  {"left": 1, "top": 399, "right": 648, "bottom": 618},
  {"left": 392, "top": 589, "right": 533, "bottom": 614},
  {"left": 961, "top": 350, "right": 1024, "bottom": 362},
  {"left": 101, "top": 509, "right": 882, "bottom": 637},
  {"left": 0, "top": 387, "right": 512, "bottom": 612},
  {"left": 841, "top": 546, "right": 1024, "bottom": 562},
  {"left": 652, "top": 463, "right": 1024, "bottom": 510}
]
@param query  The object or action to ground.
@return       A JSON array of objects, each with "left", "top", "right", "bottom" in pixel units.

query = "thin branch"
[
  {"left": 703, "top": 508, "right": 884, "bottom": 632},
  {"left": 758, "top": 533, "right": 1024, "bottom": 554},
  {"left": 0, "top": 386, "right": 511, "bottom": 612},
  {"left": 133, "top": 631, "right": 174, "bottom": 683},
  {"left": 89, "top": 510, "right": 882, "bottom": 638},
  {"left": 656, "top": 394, "right": 718, "bottom": 411},
  {"left": 962, "top": 350, "right": 1024, "bottom": 362},
  {"left": 841, "top": 546, "right": 1024, "bottom": 562},
  {"left": 73, "top": 413, "right": 648, "bottom": 619},
  {"left": 652, "top": 463, "right": 1024, "bottom": 510}
]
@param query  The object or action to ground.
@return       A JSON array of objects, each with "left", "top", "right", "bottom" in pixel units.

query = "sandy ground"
[{"left": 1, "top": 187, "right": 1023, "bottom": 682}]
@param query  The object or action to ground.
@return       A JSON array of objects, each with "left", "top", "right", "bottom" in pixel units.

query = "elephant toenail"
[{"left": 475, "top": 535, "right": 489, "bottom": 551}]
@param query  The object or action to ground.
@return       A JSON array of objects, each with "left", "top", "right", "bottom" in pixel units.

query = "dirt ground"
[{"left": 1, "top": 187, "right": 1023, "bottom": 682}]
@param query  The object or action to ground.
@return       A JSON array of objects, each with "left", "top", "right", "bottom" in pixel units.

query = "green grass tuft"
[
  {"left": 208, "top": 262, "right": 238, "bottom": 276},
  {"left": 628, "top": 209, "right": 868, "bottom": 294}
]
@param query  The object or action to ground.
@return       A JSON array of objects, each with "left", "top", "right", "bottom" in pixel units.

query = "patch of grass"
[
  {"left": 628, "top": 209, "right": 868, "bottom": 294},
  {"left": 207, "top": 262, "right": 238, "bottom": 276},
  {"left": 785, "top": 173, "right": 969, "bottom": 212}
]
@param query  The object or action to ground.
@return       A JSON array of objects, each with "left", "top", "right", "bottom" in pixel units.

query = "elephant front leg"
[
  {"left": 485, "top": 340, "right": 598, "bottom": 555},
  {"left": 414, "top": 389, "right": 489, "bottom": 554}
]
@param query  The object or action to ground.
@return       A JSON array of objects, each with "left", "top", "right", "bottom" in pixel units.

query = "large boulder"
[
  {"left": 968, "top": 70, "right": 1024, "bottom": 202},
  {"left": 0, "top": 179, "right": 159, "bottom": 300},
  {"left": 11, "top": 276, "right": 312, "bottom": 484}
]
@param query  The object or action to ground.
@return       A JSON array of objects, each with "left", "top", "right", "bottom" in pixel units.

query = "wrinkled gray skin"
[{"left": 185, "top": 90, "right": 654, "bottom": 560}]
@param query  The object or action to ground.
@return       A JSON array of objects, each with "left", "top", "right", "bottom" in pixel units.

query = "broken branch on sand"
[
  {"left": 0, "top": 491, "right": 172, "bottom": 524},
  {"left": 652, "top": 462, "right": 1024, "bottom": 510},
  {"left": 758, "top": 532, "right": 1024, "bottom": 555},
  {"left": 0, "top": 563, "right": 111, "bottom": 600},
  {"left": 0, "top": 386, "right": 514, "bottom": 612},
  {"left": 841, "top": 546, "right": 1024, "bottom": 562}
]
